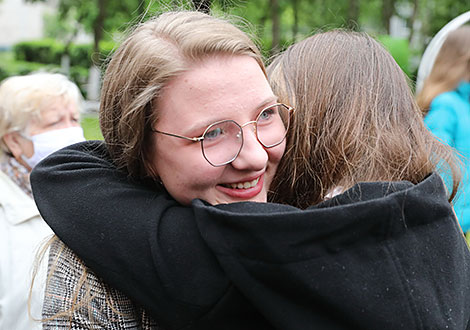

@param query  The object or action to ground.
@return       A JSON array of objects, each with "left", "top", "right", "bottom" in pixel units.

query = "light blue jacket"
[{"left": 425, "top": 81, "right": 470, "bottom": 232}]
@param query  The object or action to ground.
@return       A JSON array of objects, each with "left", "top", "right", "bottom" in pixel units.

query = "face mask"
[{"left": 21, "top": 126, "right": 86, "bottom": 169}]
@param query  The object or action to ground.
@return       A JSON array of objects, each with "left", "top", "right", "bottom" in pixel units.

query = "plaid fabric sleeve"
[{"left": 42, "top": 238, "right": 161, "bottom": 329}]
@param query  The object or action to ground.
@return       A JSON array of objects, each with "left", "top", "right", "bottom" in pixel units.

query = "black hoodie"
[{"left": 31, "top": 141, "right": 470, "bottom": 330}]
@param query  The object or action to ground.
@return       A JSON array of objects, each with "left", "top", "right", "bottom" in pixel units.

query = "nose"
[{"left": 230, "top": 124, "right": 268, "bottom": 171}]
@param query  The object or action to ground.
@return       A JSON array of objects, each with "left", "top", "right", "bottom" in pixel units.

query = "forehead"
[
  {"left": 156, "top": 55, "right": 275, "bottom": 130},
  {"left": 43, "top": 97, "right": 77, "bottom": 112},
  {"left": 35, "top": 97, "right": 79, "bottom": 120}
]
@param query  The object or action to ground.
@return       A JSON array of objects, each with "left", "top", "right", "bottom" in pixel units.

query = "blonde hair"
[
  {"left": 267, "top": 30, "right": 460, "bottom": 208},
  {"left": 39, "top": 10, "right": 266, "bottom": 326},
  {"left": 417, "top": 25, "right": 470, "bottom": 113},
  {"left": 0, "top": 73, "right": 82, "bottom": 156},
  {"left": 100, "top": 10, "right": 264, "bottom": 179}
]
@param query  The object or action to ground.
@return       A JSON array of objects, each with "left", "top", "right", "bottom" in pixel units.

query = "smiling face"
[{"left": 148, "top": 55, "right": 285, "bottom": 205}]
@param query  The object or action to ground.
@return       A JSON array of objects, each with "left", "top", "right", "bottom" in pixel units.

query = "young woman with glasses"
[
  {"left": 33, "top": 11, "right": 290, "bottom": 329},
  {"left": 31, "top": 12, "right": 470, "bottom": 330}
]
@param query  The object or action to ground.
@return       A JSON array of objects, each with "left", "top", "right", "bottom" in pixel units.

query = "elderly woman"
[{"left": 0, "top": 72, "right": 85, "bottom": 330}]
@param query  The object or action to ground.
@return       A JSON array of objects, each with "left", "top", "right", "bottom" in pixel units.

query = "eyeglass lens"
[{"left": 201, "top": 104, "right": 290, "bottom": 166}]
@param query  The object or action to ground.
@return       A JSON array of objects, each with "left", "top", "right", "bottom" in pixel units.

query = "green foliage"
[
  {"left": 24, "top": 0, "right": 468, "bottom": 60},
  {"left": 376, "top": 35, "right": 411, "bottom": 78},
  {"left": 13, "top": 39, "right": 64, "bottom": 64},
  {"left": 18, "top": 0, "right": 468, "bottom": 97},
  {"left": 0, "top": 66, "right": 9, "bottom": 82},
  {"left": 12, "top": 39, "right": 116, "bottom": 68},
  {"left": 0, "top": 51, "right": 57, "bottom": 80},
  {"left": 68, "top": 44, "right": 92, "bottom": 67},
  {"left": 418, "top": 0, "right": 469, "bottom": 40},
  {"left": 358, "top": 0, "right": 384, "bottom": 31},
  {"left": 68, "top": 41, "right": 115, "bottom": 67},
  {"left": 6, "top": 36, "right": 117, "bottom": 100},
  {"left": 43, "top": 11, "right": 78, "bottom": 41}
]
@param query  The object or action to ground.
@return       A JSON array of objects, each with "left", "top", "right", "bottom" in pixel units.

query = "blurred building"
[{"left": 0, "top": 0, "right": 57, "bottom": 50}]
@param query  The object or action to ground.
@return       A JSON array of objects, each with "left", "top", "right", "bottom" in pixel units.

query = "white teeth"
[{"left": 229, "top": 177, "right": 260, "bottom": 189}]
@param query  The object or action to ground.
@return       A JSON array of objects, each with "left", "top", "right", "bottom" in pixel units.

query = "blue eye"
[
  {"left": 205, "top": 127, "right": 223, "bottom": 140},
  {"left": 258, "top": 107, "right": 276, "bottom": 122}
]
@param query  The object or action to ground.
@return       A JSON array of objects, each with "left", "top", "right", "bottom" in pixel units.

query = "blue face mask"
[{"left": 21, "top": 126, "right": 85, "bottom": 169}]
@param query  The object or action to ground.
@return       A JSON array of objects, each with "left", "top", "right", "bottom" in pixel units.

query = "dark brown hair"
[{"left": 267, "top": 30, "right": 460, "bottom": 208}]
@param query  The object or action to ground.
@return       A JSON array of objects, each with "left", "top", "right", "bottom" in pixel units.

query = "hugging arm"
[
  {"left": 30, "top": 142, "right": 470, "bottom": 329},
  {"left": 30, "top": 141, "right": 231, "bottom": 329}
]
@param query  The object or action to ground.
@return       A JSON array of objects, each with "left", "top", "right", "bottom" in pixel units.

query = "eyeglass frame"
[{"left": 151, "top": 103, "right": 295, "bottom": 167}]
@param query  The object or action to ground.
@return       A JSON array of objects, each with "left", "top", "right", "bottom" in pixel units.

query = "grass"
[{"left": 81, "top": 114, "right": 103, "bottom": 140}]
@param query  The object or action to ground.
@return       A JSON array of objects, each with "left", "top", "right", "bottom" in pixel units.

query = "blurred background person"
[
  {"left": 417, "top": 25, "right": 470, "bottom": 235},
  {"left": 0, "top": 72, "right": 85, "bottom": 330}
]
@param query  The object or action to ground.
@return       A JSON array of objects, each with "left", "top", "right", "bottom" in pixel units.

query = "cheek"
[
  {"left": 162, "top": 166, "right": 225, "bottom": 205},
  {"left": 264, "top": 141, "right": 286, "bottom": 186},
  {"left": 268, "top": 140, "right": 286, "bottom": 167},
  {"left": 23, "top": 140, "right": 35, "bottom": 158},
  {"left": 14, "top": 138, "right": 34, "bottom": 159},
  {"left": 152, "top": 141, "right": 225, "bottom": 204}
]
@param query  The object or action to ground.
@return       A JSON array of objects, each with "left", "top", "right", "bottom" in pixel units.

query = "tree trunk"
[
  {"left": 408, "top": 0, "right": 419, "bottom": 43},
  {"left": 192, "top": 0, "right": 211, "bottom": 14},
  {"left": 292, "top": 0, "right": 299, "bottom": 42},
  {"left": 92, "top": 0, "right": 107, "bottom": 66},
  {"left": 347, "top": 0, "right": 360, "bottom": 30},
  {"left": 382, "top": 0, "right": 395, "bottom": 34},
  {"left": 270, "top": 0, "right": 281, "bottom": 55}
]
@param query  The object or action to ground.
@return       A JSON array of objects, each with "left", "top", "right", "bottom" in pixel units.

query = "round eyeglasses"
[{"left": 152, "top": 103, "right": 295, "bottom": 167}]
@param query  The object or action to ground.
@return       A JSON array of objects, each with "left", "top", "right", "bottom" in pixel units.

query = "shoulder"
[
  {"left": 0, "top": 170, "right": 44, "bottom": 228},
  {"left": 44, "top": 239, "right": 159, "bottom": 329},
  {"left": 431, "top": 90, "right": 467, "bottom": 111}
]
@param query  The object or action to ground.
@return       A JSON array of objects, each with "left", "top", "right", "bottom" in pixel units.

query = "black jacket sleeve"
[
  {"left": 31, "top": 141, "right": 470, "bottom": 330},
  {"left": 30, "top": 141, "right": 236, "bottom": 330},
  {"left": 191, "top": 175, "right": 470, "bottom": 330}
]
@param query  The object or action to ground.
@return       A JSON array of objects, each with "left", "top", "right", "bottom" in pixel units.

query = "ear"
[{"left": 2, "top": 132, "right": 25, "bottom": 159}]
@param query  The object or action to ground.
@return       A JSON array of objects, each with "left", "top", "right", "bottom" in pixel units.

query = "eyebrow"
[{"left": 185, "top": 96, "right": 280, "bottom": 135}]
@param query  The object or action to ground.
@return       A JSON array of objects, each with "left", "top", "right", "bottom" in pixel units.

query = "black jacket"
[{"left": 31, "top": 141, "right": 470, "bottom": 330}]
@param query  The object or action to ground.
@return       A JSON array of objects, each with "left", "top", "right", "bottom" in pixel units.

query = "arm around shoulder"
[{"left": 31, "top": 140, "right": 231, "bottom": 328}]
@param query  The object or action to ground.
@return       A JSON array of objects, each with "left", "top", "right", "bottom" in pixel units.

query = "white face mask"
[{"left": 21, "top": 126, "right": 86, "bottom": 169}]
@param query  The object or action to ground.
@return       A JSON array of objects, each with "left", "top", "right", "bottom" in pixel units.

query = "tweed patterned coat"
[{"left": 42, "top": 238, "right": 162, "bottom": 329}]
